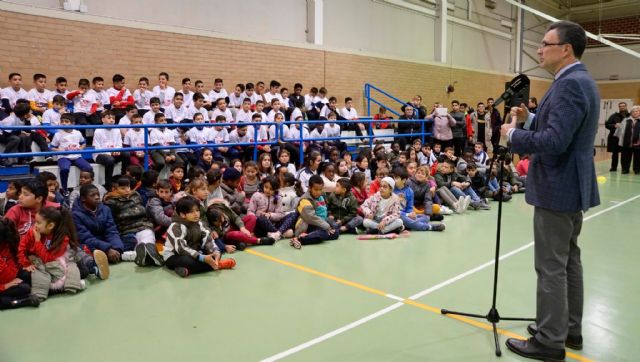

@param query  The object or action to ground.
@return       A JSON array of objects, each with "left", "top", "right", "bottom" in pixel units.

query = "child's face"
[
  {"left": 329, "top": 151, "right": 339, "bottom": 162},
  {"left": 93, "top": 81, "right": 104, "bottom": 91},
  {"left": 10, "top": 75, "right": 22, "bottom": 89},
  {"left": 441, "top": 164, "right": 453, "bottom": 174},
  {"left": 53, "top": 102, "right": 64, "bottom": 111},
  {"left": 407, "top": 163, "right": 417, "bottom": 177},
  {"left": 81, "top": 188, "right": 101, "bottom": 210},
  {"left": 413, "top": 141, "right": 422, "bottom": 152},
  {"left": 275, "top": 114, "right": 284, "bottom": 123},
  {"left": 156, "top": 117, "right": 167, "bottom": 126},
  {"left": 182, "top": 81, "right": 191, "bottom": 91},
  {"left": 174, "top": 96, "right": 184, "bottom": 108},
  {"left": 445, "top": 149, "right": 454, "bottom": 158},
  {"left": 139, "top": 80, "right": 148, "bottom": 90},
  {"left": 127, "top": 109, "right": 138, "bottom": 118},
  {"left": 132, "top": 118, "right": 142, "bottom": 131},
  {"left": 392, "top": 143, "right": 400, "bottom": 153},
  {"left": 18, "top": 188, "right": 40, "bottom": 209},
  {"left": 263, "top": 182, "right": 274, "bottom": 197},
  {"left": 257, "top": 83, "right": 265, "bottom": 93},
  {"left": 181, "top": 206, "right": 200, "bottom": 223},
  {"left": 422, "top": 146, "right": 431, "bottom": 155},
  {"left": 377, "top": 159, "right": 387, "bottom": 169},
  {"left": 56, "top": 81, "right": 67, "bottom": 92},
  {"left": 172, "top": 168, "right": 184, "bottom": 180},
  {"left": 245, "top": 167, "right": 257, "bottom": 179},
  {"left": 256, "top": 103, "right": 264, "bottom": 112},
  {"left": 358, "top": 158, "right": 368, "bottom": 169},
  {"left": 79, "top": 172, "right": 93, "bottom": 186},
  {"left": 272, "top": 100, "right": 281, "bottom": 111},
  {"left": 474, "top": 144, "right": 483, "bottom": 153},
  {"left": 468, "top": 168, "right": 478, "bottom": 177},
  {"left": 60, "top": 118, "right": 73, "bottom": 132},
  {"left": 415, "top": 169, "right": 427, "bottom": 182},
  {"left": 159, "top": 75, "right": 168, "bottom": 87},
  {"left": 217, "top": 101, "right": 226, "bottom": 111},
  {"left": 233, "top": 162, "right": 242, "bottom": 173},
  {"left": 46, "top": 180, "right": 58, "bottom": 193},
  {"left": 279, "top": 152, "right": 290, "bottom": 164},
  {"left": 6, "top": 183, "right": 18, "bottom": 199},
  {"left": 324, "top": 165, "right": 335, "bottom": 179},
  {"left": 398, "top": 155, "right": 407, "bottom": 164},
  {"left": 214, "top": 81, "right": 223, "bottom": 91},
  {"left": 225, "top": 178, "right": 241, "bottom": 190},
  {"left": 261, "top": 156, "right": 271, "bottom": 169},
  {"left": 196, "top": 83, "right": 205, "bottom": 93},
  {"left": 335, "top": 183, "right": 345, "bottom": 196},
  {"left": 113, "top": 80, "right": 124, "bottom": 90},
  {"left": 311, "top": 156, "right": 322, "bottom": 170},
  {"left": 379, "top": 182, "right": 392, "bottom": 198},
  {"left": 193, "top": 187, "right": 208, "bottom": 202},
  {"left": 344, "top": 153, "right": 352, "bottom": 162},
  {"left": 151, "top": 102, "right": 161, "bottom": 113},
  {"left": 202, "top": 150, "right": 213, "bottom": 163},
  {"left": 234, "top": 86, "right": 242, "bottom": 95},
  {"left": 338, "top": 162, "right": 348, "bottom": 175},
  {"left": 102, "top": 114, "right": 115, "bottom": 125},
  {"left": 242, "top": 101, "right": 250, "bottom": 111},
  {"left": 281, "top": 89, "right": 289, "bottom": 98},
  {"left": 433, "top": 145, "right": 441, "bottom": 153},
  {"left": 310, "top": 183, "right": 324, "bottom": 199},
  {"left": 34, "top": 77, "right": 47, "bottom": 91},
  {"left": 245, "top": 88, "right": 254, "bottom": 96},
  {"left": 157, "top": 188, "right": 172, "bottom": 202},
  {"left": 194, "top": 98, "right": 204, "bottom": 108},
  {"left": 35, "top": 213, "right": 55, "bottom": 235}
]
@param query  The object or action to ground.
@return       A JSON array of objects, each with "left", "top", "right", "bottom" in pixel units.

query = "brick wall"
[
  {"left": 581, "top": 16, "right": 640, "bottom": 47},
  {"left": 1, "top": 9, "right": 553, "bottom": 114}
]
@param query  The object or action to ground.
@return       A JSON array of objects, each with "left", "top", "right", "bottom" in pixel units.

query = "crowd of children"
[{"left": 0, "top": 72, "right": 530, "bottom": 308}]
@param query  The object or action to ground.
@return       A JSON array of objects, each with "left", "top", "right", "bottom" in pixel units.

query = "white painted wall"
[{"left": 582, "top": 45, "right": 640, "bottom": 80}]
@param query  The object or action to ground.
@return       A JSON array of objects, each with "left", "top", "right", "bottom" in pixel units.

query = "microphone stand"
[{"left": 440, "top": 145, "right": 535, "bottom": 357}]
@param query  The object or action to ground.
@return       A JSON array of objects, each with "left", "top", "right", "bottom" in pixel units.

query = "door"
[{"left": 597, "top": 99, "right": 634, "bottom": 147}]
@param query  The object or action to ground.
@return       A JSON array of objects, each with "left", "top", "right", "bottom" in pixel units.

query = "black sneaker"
[
  {"left": 258, "top": 237, "right": 275, "bottom": 245},
  {"left": 134, "top": 243, "right": 147, "bottom": 266},
  {"left": 355, "top": 227, "right": 365, "bottom": 235},
  {"left": 236, "top": 242, "right": 247, "bottom": 251},
  {"left": 174, "top": 267, "right": 189, "bottom": 278},
  {"left": 430, "top": 224, "right": 446, "bottom": 232},
  {"left": 144, "top": 243, "right": 164, "bottom": 266}
]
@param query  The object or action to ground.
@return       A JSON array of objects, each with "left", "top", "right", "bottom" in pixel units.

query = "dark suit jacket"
[{"left": 510, "top": 63, "right": 600, "bottom": 213}]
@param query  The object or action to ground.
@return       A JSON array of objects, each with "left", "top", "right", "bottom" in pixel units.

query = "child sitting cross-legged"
[
  {"left": 247, "top": 176, "right": 297, "bottom": 241},
  {"left": 164, "top": 196, "right": 235, "bottom": 278},
  {"left": 392, "top": 167, "right": 445, "bottom": 232},
  {"left": 103, "top": 176, "right": 164, "bottom": 267},
  {"left": 327, "top": 177, "right": 362, "bottom": 234},
  {"left": 290, "top": 175, "right": 340, "bottom": 249},
  {"left": 358, "top": 177, "right": 404, "bottom": 235},
  {"left": 146, "top": 180, "right": 175, "bottom": 242}
]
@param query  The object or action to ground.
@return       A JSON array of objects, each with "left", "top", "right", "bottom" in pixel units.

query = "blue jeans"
[
  {"left": 450, "top": 186, "right": 481, "bottom": 202},
  {"left": 401, "top": 214, "right": 431, "bottom": 231}
]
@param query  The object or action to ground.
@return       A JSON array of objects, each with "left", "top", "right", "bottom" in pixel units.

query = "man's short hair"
[{"left": 547, "top": 20, "right": 587, "bottom": 58}]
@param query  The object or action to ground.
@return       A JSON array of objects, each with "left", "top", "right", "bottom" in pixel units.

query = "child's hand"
[
  {"left": 211, "top": 231, "right": 219, "bottom": 239},
  {"left": 328, "top": 228, "right": 336, "bottom": 235},
  {"left": 48, "top": 191, "right": 56, "bottom": 202},
  {"left": 25, "top": 265, "right": 36, "bottom": 272},
  {"left": 240, "top": 227, "right": 252, "bottom": 237},
  {"left": 408, "top": 212, "right": 417, "bottom": 219},
  {"left": 328, "top": 215, "right": 334, "bottom": 221},
  {"left": 377, "top": 223, "right": 385, "bottom": 231},
  {"left": 33, "top": 229, "right": 41, "bottom": 242},
  {"left": 107, "top": 249, "right": 121, "bottom": 263},
  {"left": 4, "top": 278, "right": 22, "bottom": 290},
  {"left": 299, "top": 232, "right": 308, "bottom": 238},
  {"left": 204, "top": 254, "right": 218, "bottom": 270},
  {"left": 225, "top": 245, "right": 236, "bottom": 254}
]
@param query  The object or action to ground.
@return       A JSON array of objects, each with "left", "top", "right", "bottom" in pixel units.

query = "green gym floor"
[{"left": 1, "top": 156, "right": 638, "bottom": 362}]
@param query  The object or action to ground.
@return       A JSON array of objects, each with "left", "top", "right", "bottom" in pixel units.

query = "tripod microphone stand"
[{"left": 440, "top": 145, "right": 535, "bottom": 357}]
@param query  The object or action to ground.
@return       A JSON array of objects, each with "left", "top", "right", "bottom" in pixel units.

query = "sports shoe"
[
  {"left": 92, "top": 250, "right": 110, "bottom": 280},
  {"left": 121, "top": 251, "right": 136, "bottom": 262},
  {"left": 218, "top": 258, "right": 236, "bottom": 269},
  {"left": 236, "top": 242, "right": 247, "bottom": 251},
  {"left": 267, "top": 231, "right": 282, "bottom": 241},
  {"left": 430, "top": 223, "right": 446, "bottom": 231},
  {"left": 455, "top": 196, "right": 466, "bottom": 214},
  {"left": 464, "top": 195, "right": 471, "bottom": 211},
  {"left": 174, "top": 267, "right": 189, "bottom": 278},
  {"left": 282, "top": 229, "right": 294, "bottom": 238},
  {"left": 355, "top": 227, "right": 366, "bottom": 235},
  {"left": 134, "top": 243, "right": 147, "bottom": 266},
  {"left": 469, "top": 201, "right": 481, "bottom": 210},
  {"left": 144, "top": 243, "right": 164, "bottom": 266},
  {"left": 478, "top": 202, "right": 491, "bottom": 210},
  {"left": 258, "top": 237, "right": 276, "bottom": 245},
  {"left": 440, "top": 205, "right": 454, "bottom": 215}
]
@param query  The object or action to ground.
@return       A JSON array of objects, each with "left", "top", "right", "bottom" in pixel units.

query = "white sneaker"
[
  {"left": 121, "top": 251, "right": 136, "bottom": 262},
  {"left": 455, "top": 196, "right": 465, "bottom": 213},
  {"left": 440, "top": 205, "right": 454, "bottom": 215},
  {"left": 464, "top": 196, "right": 471, "bottom": 211},
  {"left": 267, "top": 231, "right": 282, "bottom": 241}
]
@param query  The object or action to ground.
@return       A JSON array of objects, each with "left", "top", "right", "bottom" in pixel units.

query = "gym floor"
[{"left": 1, "top": 153, "right": 637, "bottom": 362}]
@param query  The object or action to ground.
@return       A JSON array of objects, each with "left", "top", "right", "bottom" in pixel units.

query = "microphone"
[{"left": 493, "top": 74, "right": 530, "bottom": 108}]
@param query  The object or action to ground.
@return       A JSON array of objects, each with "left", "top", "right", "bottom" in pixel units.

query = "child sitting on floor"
[
  {"left": 358, "top": 177, "right": 403, "bottom": 235},
  {"left": 327, "top": 177, "right": 362, "bottom": 234},
  {"left": 290, "top": 175, "right": 340, "bottom": 249},
  {"left": 146, "top": 180, "right": 176, "bottom": 242},
  {"left": 248, "top": 176, "right": 297, "bottom": 241},
  {"left": 164, "top": 196, "right": 235, "bottom": 278}
]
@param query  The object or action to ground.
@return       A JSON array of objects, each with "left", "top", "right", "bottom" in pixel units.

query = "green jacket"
[{"left": 326, "top": 192, "right": 358, "bottom": 224}]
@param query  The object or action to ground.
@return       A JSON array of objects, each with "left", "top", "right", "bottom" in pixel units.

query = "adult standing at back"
[
  {"left": 501, "top": 21, "right": 600, "bottom": 362},
  {"left": 604, "top": 102, "right": 629, "bottom": 172}
]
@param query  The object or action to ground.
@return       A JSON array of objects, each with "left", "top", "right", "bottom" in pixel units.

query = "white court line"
[{"left": 261, "top": 193, "right": 640, "bottom": 362}]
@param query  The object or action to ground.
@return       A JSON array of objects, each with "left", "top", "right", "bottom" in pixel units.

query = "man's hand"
[{"left": 501, "top": 113, "right": 519, "bottom": 137}]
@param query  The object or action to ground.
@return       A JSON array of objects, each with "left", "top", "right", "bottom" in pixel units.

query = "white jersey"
[
  {"left": 285, "top": 125, "right": 309, "bottom": 141},
  {"left": 106, "top": 87, "right": 132, "bottom": 105},
  {"left": 149, "top": 128, "right": 176, "bottom": 147},
  {"left": 152, "top": 85, "right": 176, "bottom": 108},
  {"left": 133, "top": 89, "right": 153, "bottom": 110},
  {"left": 1, "top": 87, "right": 28, "bottom": 109},
  {"left": 42, "top": 109, "right": 61, "bottom": 132},
  {"left": 339, "top": 107, "right": 359, "bottom": 120},
  {"left": 180, "top": 90, "right": 194, "bottom": 108},
  {"left": 228, "top": 129, "right": 255, "bottom": 144},
  {"left": 209, "top": 127, "right": 229, "bottom": 144},
  {"left": 163, "top": 104, "right": 188, "bottom": 123},
  {"left": 208, "top": 89, "right": 228, "bottom": 103},
  {"left": 186, "top": 127, "right": 212, "bottom": 145},
  {"left": 87, "top": 89, "right": 110, "bottom": 111},
  {"left": 228, "top": 92, "right": 244, "bottom": 108},
  {"left": 211, "top": 108, "right": 234, "bottom": 122},
  {"left": 186, "top": 106, "right": 210, "bottom": 122},
  {"left": 268, "top": 124, "right": 289, "bottom": 140},
  {"left": 92, "top": 128, "right": 123, "bottom": 158},
  {"left": 235, "top": 109, "right": 253, "bottom": 123},
  {"left": 264, "top": 92, "right": 284, "bottom": 105},
  {"left": 123, "top": 129, "right": 146, "bottom": 148},
  {"left": 267, "top": 110, "right": 284, "bottom": 122},
  {"left": 142, "top": 110, "right": 161, "bottom": 125},
  {"left": 69, "top": 91, "right": 97, "bottom": 114},
  {"left": 290, "top": 107, "right": 303, "bottom": 121},
  {"left": 27, "top": 88, "right": 53, "bottom": 109},
  {"left": 323, "top": 123, "right": 341, "bottom": 138},
  {"left": 50, "top": 130, "right": 85, "bottom": 160}
]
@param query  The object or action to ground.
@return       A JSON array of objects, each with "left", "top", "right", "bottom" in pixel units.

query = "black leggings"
[
  {"left": 0, "top": 270, "right": 31, "bottom": 309},
  {"left": 165, "top": 254, "right": 214, "bottom": 275}
]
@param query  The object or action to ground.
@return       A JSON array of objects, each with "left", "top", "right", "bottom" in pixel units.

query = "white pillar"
[
  {"left": 434, "top": 0, "right": 448, "bottom": 63},
  {"left": 307, "top": 0, "right": 323, "bottom": 46},
  {"left": 514, "top": 0, "right": 524, "bottom": 73}
]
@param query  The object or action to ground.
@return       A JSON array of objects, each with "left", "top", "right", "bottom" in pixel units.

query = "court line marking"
[{"left": 254, "top": 193, "right": 639, "bottom": 362}]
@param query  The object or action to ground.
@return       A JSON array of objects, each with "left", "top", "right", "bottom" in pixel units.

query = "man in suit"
[{"left": 501, "top": 21, "right": 600, "bottom": 361}]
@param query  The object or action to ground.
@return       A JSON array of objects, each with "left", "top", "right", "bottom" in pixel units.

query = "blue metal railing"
[
  {"left": 1, "top": 119, "right": 432, "bottom": 170},
  {"left": 364, "top": 83, "right": 408, "bottom": 117}
]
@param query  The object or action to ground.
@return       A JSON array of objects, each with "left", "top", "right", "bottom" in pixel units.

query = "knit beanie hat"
[
  {"left": 381, "top": 176, "right": 395, "bottom": 190},
  {"left": 223, "top": 167, "right": 242, "bottom": 181}
]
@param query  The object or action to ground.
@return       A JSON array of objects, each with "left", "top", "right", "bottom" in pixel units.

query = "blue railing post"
[
  {"left": 299, "top": 122, "right": 304, "bottom": 166},
  {"left": 421, "top": 119, "right": 425, "bottom": 145},
  {"left": 368, "top": 119, "right": 374, "bottom": 149},
  {"left": 143, "top": 125, "right": 149, "bottom": 171},
  {"left": 252, "top": 124, "right": 259, "bottom": 161},
  {"left": 365, "top": 84, "right": 371, "bottom": 117}
]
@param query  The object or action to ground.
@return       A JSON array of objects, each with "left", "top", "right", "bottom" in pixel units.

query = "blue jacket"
[
  {"left": 510, "top": 63, "right": 600, "bottom": 213},
  {"left": 72, "top": 198, "right": 124, "bottom": 252},
  {"left": 393, "top": 185, "right": 415, "bottom": 216}
]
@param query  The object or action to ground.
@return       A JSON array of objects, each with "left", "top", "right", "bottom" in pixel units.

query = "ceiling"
[{"left": 526, "top": 0, "right": 640, "bottom": 22}]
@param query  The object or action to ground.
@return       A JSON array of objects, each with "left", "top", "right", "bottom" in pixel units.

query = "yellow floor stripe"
[{"left": 246, "top": 249, "right": 594, "bottom": 362}]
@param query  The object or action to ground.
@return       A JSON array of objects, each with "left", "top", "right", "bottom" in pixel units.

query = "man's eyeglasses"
[{"left": 539, "top": 41, "right": 567, "bottom": 48}]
